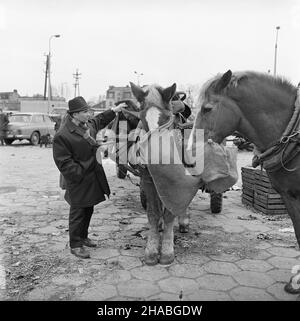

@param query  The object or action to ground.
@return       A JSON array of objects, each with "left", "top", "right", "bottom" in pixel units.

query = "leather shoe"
[
  {"left": 70, "top": 247, "right": 90, "bottom": 259},
  {"left": 83, "top": 238, "right": 97, "bottom": 248}
]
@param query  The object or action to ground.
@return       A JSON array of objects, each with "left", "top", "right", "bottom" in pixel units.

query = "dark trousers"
[{"left": 69, "top": 206, "right": 94, "bottom": 248}]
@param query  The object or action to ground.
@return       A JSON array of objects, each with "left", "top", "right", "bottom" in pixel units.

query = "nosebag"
[{"left": 202, "top": 140, "right": 238, "bottom": 193}]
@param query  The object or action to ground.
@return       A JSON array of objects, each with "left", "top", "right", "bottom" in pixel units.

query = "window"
[
  {"left": 123, "top": 92, "right": 132, "bottom": 99},
  {"left": 32, "top": 115, "right": 44, "bottom": 123},
  {"left": 10, "top": 115, "right": 31, "bottom": 123},
  {"left": 107, "top": 92, "right": 114, "bottom": 98}
]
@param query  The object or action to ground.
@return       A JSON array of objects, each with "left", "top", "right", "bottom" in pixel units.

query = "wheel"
[
  {"left": 30, "top": 132, "right": 40, "bottom": 146},
  {"left": 140, "top": 186, "right": 147, "bottom": 210},
  {"left": 210, "top": 191, "right": 223, "bottom": 214},
  {"left": 4, "top": 138, "right": 14, "bottom": 145},
  {"left": 116, "top": 163, "right": 127, "bottom": 179}
]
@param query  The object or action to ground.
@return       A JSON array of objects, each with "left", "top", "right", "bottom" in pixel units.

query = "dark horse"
[{"left": 192, "top": 70, "right": 300, "bottom": 293}]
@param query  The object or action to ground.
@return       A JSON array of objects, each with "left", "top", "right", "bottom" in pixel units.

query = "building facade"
[
  {"left": 105, "top": 85, "right": 137, "bottom": 109},
  {"left": 0, "top": 89, "right": 66, "bottom": 113}
]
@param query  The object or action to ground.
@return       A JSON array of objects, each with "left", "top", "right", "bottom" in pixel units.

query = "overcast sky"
[{"left": 0, "top": 0, "right": 299, "bottom": 102}]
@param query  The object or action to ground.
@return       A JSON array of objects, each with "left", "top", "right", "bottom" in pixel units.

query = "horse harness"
[{"left": 252, "top": 87, "right": 300, "bottom": 172}]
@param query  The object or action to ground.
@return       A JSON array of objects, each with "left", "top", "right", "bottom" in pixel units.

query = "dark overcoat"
[{"left": 53, "top": 110, "right": 116, "bottom": 208}]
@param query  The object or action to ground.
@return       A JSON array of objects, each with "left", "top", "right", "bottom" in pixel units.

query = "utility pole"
[
  {"left": 73, "top": 69, "right": 81, "bottom": 97},
  {"left": 43, "top": 54, "right": 49, "bottom": 100},
  {"left": 273, "top": 26, "right": 280, "bottom": 77}
]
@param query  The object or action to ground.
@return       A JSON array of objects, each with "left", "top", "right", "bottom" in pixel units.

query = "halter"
[{"left": 252, "top": 87, "right": 300, "bottom": 172}]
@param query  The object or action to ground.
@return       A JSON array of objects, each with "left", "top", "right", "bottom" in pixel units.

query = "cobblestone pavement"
[{"left": 0, "top": 143, "right": 299, "bottom": 301}]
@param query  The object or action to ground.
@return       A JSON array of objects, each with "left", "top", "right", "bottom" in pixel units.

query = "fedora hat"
[{"left": 68, "top": 96, "right": 89, "bottom": 114}]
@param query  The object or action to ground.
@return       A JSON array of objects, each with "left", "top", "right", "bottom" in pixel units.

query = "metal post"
[
  {"left": 134, "top": 71, "right": 144, "bottom": 86},
  {"left": 273, "top": 26, "right": 280, "bottom": 77},
  {"left": 47, "top": 34, "right": 60, "bottom": 113}
]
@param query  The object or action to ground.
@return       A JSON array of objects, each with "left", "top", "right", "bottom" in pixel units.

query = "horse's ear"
[
  {"left": 162, "top": 83, "right": 177, "bottom": 103},
  {"left": 215, "top": 70, "right": 232, "bottom": 93},
  {"left": 130, "top": 82, "right": 147, "bottom": 103}
]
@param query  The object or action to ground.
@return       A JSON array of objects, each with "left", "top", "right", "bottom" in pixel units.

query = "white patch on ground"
[
  {"left": 0, "top": 255, "right": 6, "bottom": 290},
  {"left": 145, "top": 107, "right": 161, "bottom": 131}
]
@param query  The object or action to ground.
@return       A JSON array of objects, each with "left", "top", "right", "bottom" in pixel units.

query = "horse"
[
  {"left": 191, "top": 69, "right": 300, "bottom": 293},
  {"left": 112, "top": 83, "right": 206, "bottom": 265}
]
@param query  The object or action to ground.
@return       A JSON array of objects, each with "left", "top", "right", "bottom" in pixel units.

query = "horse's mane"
[{"left": 197, "top": 71, "right": 296, "bottom": 108}]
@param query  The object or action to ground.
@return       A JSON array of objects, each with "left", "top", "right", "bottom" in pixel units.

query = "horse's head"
[
  {"left": 194, "top": 70, "right": 242, "bottom": 144},
  {"left": 129, "top": 82, "right": 178, "bottom": 132}
]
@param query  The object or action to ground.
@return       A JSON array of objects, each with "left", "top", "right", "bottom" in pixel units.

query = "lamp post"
[
  {"left": 134, "top": 71, "right": 144, "bottom": 86},
  {"left": 47, "top": 34, "right": 60, "bottom": 113},
  {"left": 273, "top": 26, "right": 280, "bottom": 77}
]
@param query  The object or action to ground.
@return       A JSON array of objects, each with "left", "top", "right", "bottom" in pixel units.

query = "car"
[{"left": 4, "top": 112, "right": 56, "bottom": 145}]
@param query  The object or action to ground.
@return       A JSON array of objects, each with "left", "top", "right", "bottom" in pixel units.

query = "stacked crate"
[
  {"left": 241, "top": 167, "right": 255, "bottom": 206},
  {"left": 241, "top": 167, "right": 287, "bottom": 215},
  {"left": 253, "top": 170, "right": 287, "bottom": 215}
]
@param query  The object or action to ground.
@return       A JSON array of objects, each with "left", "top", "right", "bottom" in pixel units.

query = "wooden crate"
[
  {"left": 241, "top": 167, "right": 288, "bottom": 215},
  {"left": 241, "top": 167, "right": 255, "bottom": 205}
]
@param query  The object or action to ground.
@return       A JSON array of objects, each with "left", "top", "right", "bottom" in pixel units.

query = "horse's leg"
[
  {"left": 178, "top": 212, "right": 190, "bottom": 233},
  {"left": 277, "top": 192, "right": 300, "bottom": 294},
  {"left": 140, "top": 173, "right": 162, "bottom": 265},
  {"left": 160, "top": 208, "right": 176, "bottom": 265}
]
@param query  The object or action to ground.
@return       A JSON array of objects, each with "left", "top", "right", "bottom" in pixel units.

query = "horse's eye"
[{"left": 202, "top": 103, "right": 213, "bottom": 113}]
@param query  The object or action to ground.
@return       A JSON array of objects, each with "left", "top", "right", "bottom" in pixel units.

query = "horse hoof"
[
  {"left": 144, "top": 254, "right": 159, "bottom": 266},
  {"left": 159, "top": 253, "right": 175, "bottom": 265},
  {"left": 179, "top": 224, "right": 189, "bottom": 233},
  {"left": 284, "top": 278, "right": 300, "bottom": 294}
]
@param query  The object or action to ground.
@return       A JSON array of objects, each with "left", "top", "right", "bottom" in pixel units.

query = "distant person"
[
  {"left": 52, "top": 96, "right": 125, "bottom": 259},
  {"left": 0, "top": 109, "right": 9, "bottom": 146}
]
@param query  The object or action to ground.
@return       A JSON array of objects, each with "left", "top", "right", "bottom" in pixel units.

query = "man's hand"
[{"left": 111, "top": 103, "right": 128, "bottom": 113}]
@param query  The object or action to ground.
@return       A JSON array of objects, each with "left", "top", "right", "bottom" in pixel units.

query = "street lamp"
[
  {"left": 273, "top": 26, "right": 280, "bottom": 77},
  {"left": 134, "top": 71, "right": 144, "bottom": 86},
  {"left": 47, "top": 34, "right": 61, "bottom": 113}
]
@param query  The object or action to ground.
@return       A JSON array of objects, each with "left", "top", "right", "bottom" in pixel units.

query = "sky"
[{"left": 0, "top": 0, "right": 300, "bottom": 103}]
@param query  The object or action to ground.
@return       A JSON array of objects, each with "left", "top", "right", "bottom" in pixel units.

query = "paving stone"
[
  {"left": 188, "top": 289, "right": 232, "bottom": 301},
  {"left": 267, "top": 283, "right": 298, "bottom": 301},
  {"left": 196, "top": 274, "right": 237, "bottom": 291},
  {"left": 97, "top": 269, "right": 131, "bottom": 284},
  {"left": 109, "top": 256, "right": 143, "bottom": 270},
  {"left": 169, "top": 264, "right": 205, "bottom": 279},
  {"left": 120, "top": 248, "right": 144, "bottom": 257},
  {"left": 222, "top": 225, "right": 245, "bottom": 233},
  {"left": 91, "top": 248, "right": 120, "bottom": 260},
  {"left": 236, "top": 259, "right": 273, "bottom": 272},
  {"left": 79, "top": 283, "right": 117, "bottom": 300},
  {"left": 266, "top": 269, "right": 293, "bottom": 283},
  {"left": 209, "top": 253, "right": 240, "bottom": 262},
  {"left": 230, "top": 286, "right": 275, "bottom": 301},
  {"left": 130, "top": 265, "right": 169, "bottom": 281},
  {"left": 255, "top": 242, "right": 272, "bottom": 250},
  {"left": 267, "top": 247, "right": 300, "bottom": 258},
  {"left": 148, "top": 292, "right": 182, "bottom": 301},
  {"left": 203, "top": 261, "right": 241, "bottom": 275},
  {"left": 52, "top": 274, "right": 87, "bottom": 287},
  {"left": 267, "top": 257, "right": 300, "bottom": 270},
  {"left": 26, "top": 285, "right": 66, "bottom": 301},
  {"left": 158, "top": 277, "right": 199, "bottom": 294},
  {"left": 176, "top": 253, "right": 210, "bottom": 265},
  {"left": 232, "top": 271, "right": 275, "bottom": 288},
  {"left": 118, "top": 279, "right": 160, "bottom": 298},
  {"left": 249, "top": 250, "right": 272, "bottom": 260}
]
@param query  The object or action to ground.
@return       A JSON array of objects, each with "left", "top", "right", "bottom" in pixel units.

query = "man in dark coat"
[
  {"left": 53, "top": 96, "right": 124, "bottom": 259},
  {"left": 0, "top": 109, "right": 9, "bottom": 146}
]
